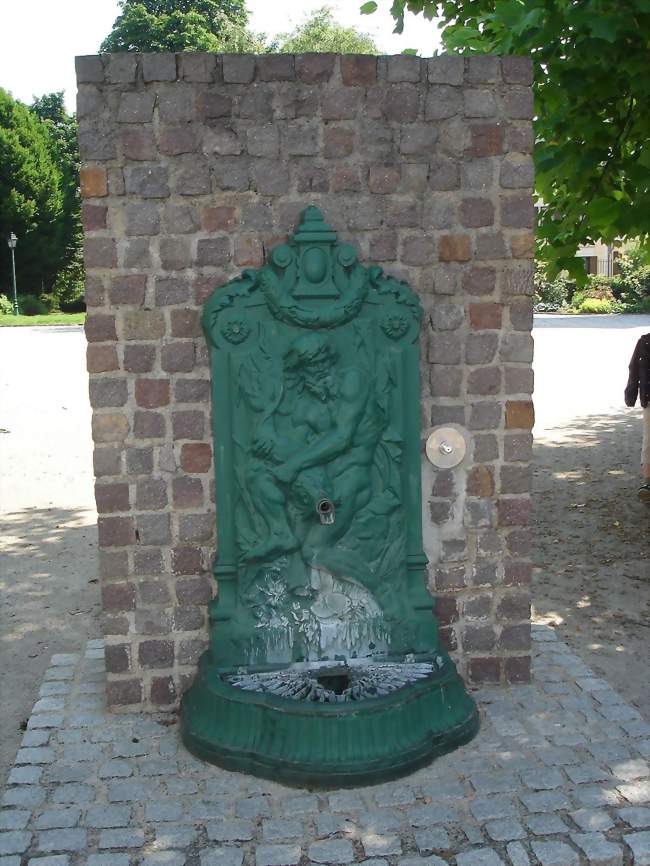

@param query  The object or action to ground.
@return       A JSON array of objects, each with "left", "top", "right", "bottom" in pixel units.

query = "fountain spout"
[{"left": 316, "top": 497, "right": 335, "bottom": 525}]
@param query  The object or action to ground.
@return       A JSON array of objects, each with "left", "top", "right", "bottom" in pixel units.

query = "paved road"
[
  {"left": 0, "top": 316, "right": 648, "bottom": 785},
  {"left": 0, "top": 325, "right": 95, "bottom": 511},
  {"left": 0, "top": 325, "right": 99, "bottom": 786},
  {"left": 533, "top": 313, "right": 650, "bottom": 432}
]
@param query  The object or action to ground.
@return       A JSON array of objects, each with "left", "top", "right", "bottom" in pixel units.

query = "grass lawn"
[{"left": 0, "top": 313, "right": 86, "bottom": 327}]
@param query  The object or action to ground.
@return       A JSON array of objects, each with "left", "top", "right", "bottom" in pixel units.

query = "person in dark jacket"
[{"left": 625, "top": 332, "right": 650, "bottom": 500}]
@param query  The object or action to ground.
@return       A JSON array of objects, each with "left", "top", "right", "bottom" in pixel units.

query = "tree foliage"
[
  {"left": 360, "top": 0, "right": 650, "bottom": 279},
  {"left": 30, "top": 93, "right": 84, "bottom": 305},
  {"left": 101, "top": 0, "right": 262, "bottom": 52},
  {"left": 0, "top": 89, "right": 66, "bottom": 297},
  {"left": 276, "top": 6, "right": 378, "bottom": 54}
]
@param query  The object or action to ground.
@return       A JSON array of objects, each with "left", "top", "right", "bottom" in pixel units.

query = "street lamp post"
[{"left": 7, "top": 232, "right": 18, "bottom": 316}]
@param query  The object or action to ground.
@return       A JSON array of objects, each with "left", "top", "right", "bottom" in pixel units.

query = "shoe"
[{"left": 639, "top": 483, "right": 650, "bottom": 503}]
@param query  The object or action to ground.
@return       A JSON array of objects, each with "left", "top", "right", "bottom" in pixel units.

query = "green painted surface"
[{"left": 181, "top": 207, "right": 478, "bottom": 784}]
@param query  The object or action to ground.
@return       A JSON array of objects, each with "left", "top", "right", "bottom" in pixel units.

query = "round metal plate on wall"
[{"left": 426, "top": 427, "right": 468, "bottom": 469}]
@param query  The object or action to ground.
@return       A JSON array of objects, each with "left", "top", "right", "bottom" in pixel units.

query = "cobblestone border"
[{"left": 1, "top": 625, "right": 648, "bottom": 865}]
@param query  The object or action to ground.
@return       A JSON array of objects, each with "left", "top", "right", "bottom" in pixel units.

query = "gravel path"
[
  {"left": 532, "top": 315, "right": 650, "bottom": 718},
  {"left": 0, "top": 326, "right": 100, "bottom": 787}
]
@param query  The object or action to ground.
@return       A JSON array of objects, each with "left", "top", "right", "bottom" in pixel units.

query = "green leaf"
[
  {"left": 360, "top": 1, "right": 378, "bottom": 13},
  {"left": 588, "top": 17, "right": 621, "bottom": 42},
  {"left": 401, "top": 48, "right": 419, "bottom": 54},
  {"left": 587, "top": 197, "right": 621, "bottom": 226}
]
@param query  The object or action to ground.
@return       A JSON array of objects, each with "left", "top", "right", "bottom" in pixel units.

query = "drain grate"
[{"left": 227, "top": 660, "right": 440, "bottom": 703}]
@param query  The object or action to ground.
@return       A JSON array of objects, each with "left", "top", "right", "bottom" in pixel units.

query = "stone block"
[
  {"left": 470, "top": 302, "right": 502, "bottom": 330},
  {"left": 196, "top": 238, "right": 231, "bottom": 267},
  {"left": 223, "top": 54, "right": 255, "bottom": 84},
  {"left": 78, "top": 128, "right": 116, "bottom": 161},
  {"left": 382, "top": 85, "right": 419, "bottom": 122},
  {"left": 467, "top": 56, "right": 501, "bottom": 84},
  {"left": 92, "top": 414, "right": 129, "bottom": 444},
  {"left": 180, "top": 443, "right": 212, "bottom": 473},
  {"left": 142, "top": 53, "right": 176, "bottom": 82},
  {"left": 257, "top": 55, "right": 295, "bottom": 81},
  {"left": 428, "top": 55, "right": 464, "bottom": 85},
  {"left": 323, "top": 127, "right": 354, "bottom": 159},
  {"left": 181, "top": 53, "right": 216, "bottom": 83},
  {"left": 296, "top": 53, "right": 336, "bottom": 83},
  {"left": 400, "top": 234, "right": 433, "bottom": 266},
  {"left": 124, "top": 166, "right": 169, "bottom": 198},
  {"left": 438, "top": 235, "right": 471, "bottom": 261},
  {"left": 506, "top": 400, "right": 535, "bottom": 429},
  {"left": 501, "top": 155, "right": 535, "bottom": 189},
  {"left": 173, "top": 156, "right": 211, "bottom": 195},
  {"left": 198, "top": 91, "right": 232, "bottom": 120},
  {"left": 341, "top": 55, "right": 376, "bottom": 86},
  {"left": 322, "top": 87, "right": 361, "bottom": 120},
  {"left": 172, "top": 548, "right": 204, "bottom": 576},
  {"left": 502, "top": 57, "right": 534, "bottom": 85},
  {"left": 76, "top": 55, "right": 104, "bottom": 83},
  {"left": 158, "top": 85, "right": 197, "bottom": 122},
  {"left": 425, "top": 85, "right": 462, "bottom": 120},
  {"left": 82, "top": 203, "right": 108, "bottom": 232},
  {"left": 468, "top": 658, "right": 501, "bottom": 684},
  {"left": 106, "top": 679, "right": 143, "bottom": 706},
  {"left": 467, "top": 367, "right": 502, "bottom": 395},
  {"left": 477, "top": 231, "right": 507, "bottom": 260},
  {"left": 501, "top": 193, "right": 535, "bottom": 228},
  {"left": 80, "top": 166, "right": 107, "bottom": 198},
  {"left": 105, "top": 54, "right": 137, "bottom": 84},
  {"left": 399, "top": 124, "right": 438, "bottom": 157},
  {"left": 85, "top": 238, "right": 118, "bottom": 271},
  {"left": 429, "top": 157, "right": 460, "bottom": 190},
  {"left": 117, "top": 92, "right": 155, "bottom": 123},
  {"left": 468, "top": 124, "right": 505, "bottom": 157},
  {"left": 98, "top": 517, "right": 136, "bottom": 547},
  {"left": 331, "top": 166, "right": 361, "bottom": 193},
  {"left": 282, "top": 121, "right": 319, "bottom": 155},
  {"left": 469, "top": 401, "right": 502, "bottom": 430},
  {"left": 498, "top": 498, "right": 532, "bottom": 526},
  {"left": 246, "top": 125, "right": 279, "bottom": 158},
  {"left": 460, "top": 198, "right": 495, "bottom": 228},
  {"left": 252, "top": 161, "right": 289, "bottom": 196},
  {"left": 135, "top": 379, "right": 170, "bottom": 409},
  {"left": 159, "top": 125, "right": 198, "bottom": 156},
  {"left": 120, "top": 127, "right": 156, "bottom": 162},
  {"left": 503, "top": 89, "right": 535, "bottom": 119}
]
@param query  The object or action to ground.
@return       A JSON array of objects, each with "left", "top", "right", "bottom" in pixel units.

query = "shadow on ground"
[
  {"left": 533, "top": 409, "right": 650, "bottom": 716},
  {"left": 0, "top": 506, "right": 101, "bottom": 784}
]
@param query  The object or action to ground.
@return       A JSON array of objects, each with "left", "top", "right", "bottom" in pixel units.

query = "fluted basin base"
[{"left": 181, "top": 652, "right": 479, "bottom": 788}]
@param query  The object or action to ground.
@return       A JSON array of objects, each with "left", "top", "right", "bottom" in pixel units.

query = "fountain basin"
[{"left": 181, "top": 653, "right": 479, "bottom": 788}]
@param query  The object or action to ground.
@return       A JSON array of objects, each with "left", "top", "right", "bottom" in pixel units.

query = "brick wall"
[{"left": 77, "top": 52, "right": 535, "bottom": 711}]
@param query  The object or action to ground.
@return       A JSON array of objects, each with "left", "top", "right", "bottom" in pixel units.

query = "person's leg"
[{"left": 640, "top": 405, "right": 650, "bottom": 501}]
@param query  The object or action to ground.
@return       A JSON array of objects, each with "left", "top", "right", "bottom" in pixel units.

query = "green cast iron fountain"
[{"left": 181, "top": 207, "right": 479, "bottom": 787}]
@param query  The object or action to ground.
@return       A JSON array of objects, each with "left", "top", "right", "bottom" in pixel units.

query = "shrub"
[
  {"left": 17, "top": 294, "right": 49, "bottom": 315},
  {"left": 0, "top": 294, "right": 14, "bottom": 315},
  {"left": 571, "top": 274, "right": 619, "bottom": 310},
  {"left": 610, "top": 252, "right": 650, "bottom": 311},
  {"left": 59, "top": 296, "right": 86, "bottom": 313},
  {"left": 578, "top": 298, "right": 615, "bottom": 314},
  {"left": 533, "top": 263, "right": 571, "bottom": 311}
]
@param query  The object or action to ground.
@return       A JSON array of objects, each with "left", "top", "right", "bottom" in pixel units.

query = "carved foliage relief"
[{"left": 202, "top": 208, "right": 429, "bottom": 669}]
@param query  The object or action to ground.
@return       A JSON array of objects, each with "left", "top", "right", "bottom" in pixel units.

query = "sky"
[{"left": 0, "top": 1, "right": 442, "bottom": 112}]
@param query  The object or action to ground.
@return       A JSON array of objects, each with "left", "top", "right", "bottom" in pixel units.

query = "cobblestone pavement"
[{"left": 2, "top": 626, "right": 649, "bottom": 866}]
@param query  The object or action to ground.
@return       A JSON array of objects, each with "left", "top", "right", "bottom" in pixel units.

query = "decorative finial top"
[{"left": 292, "top": 206, "right": 337, "bottom": 244}]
